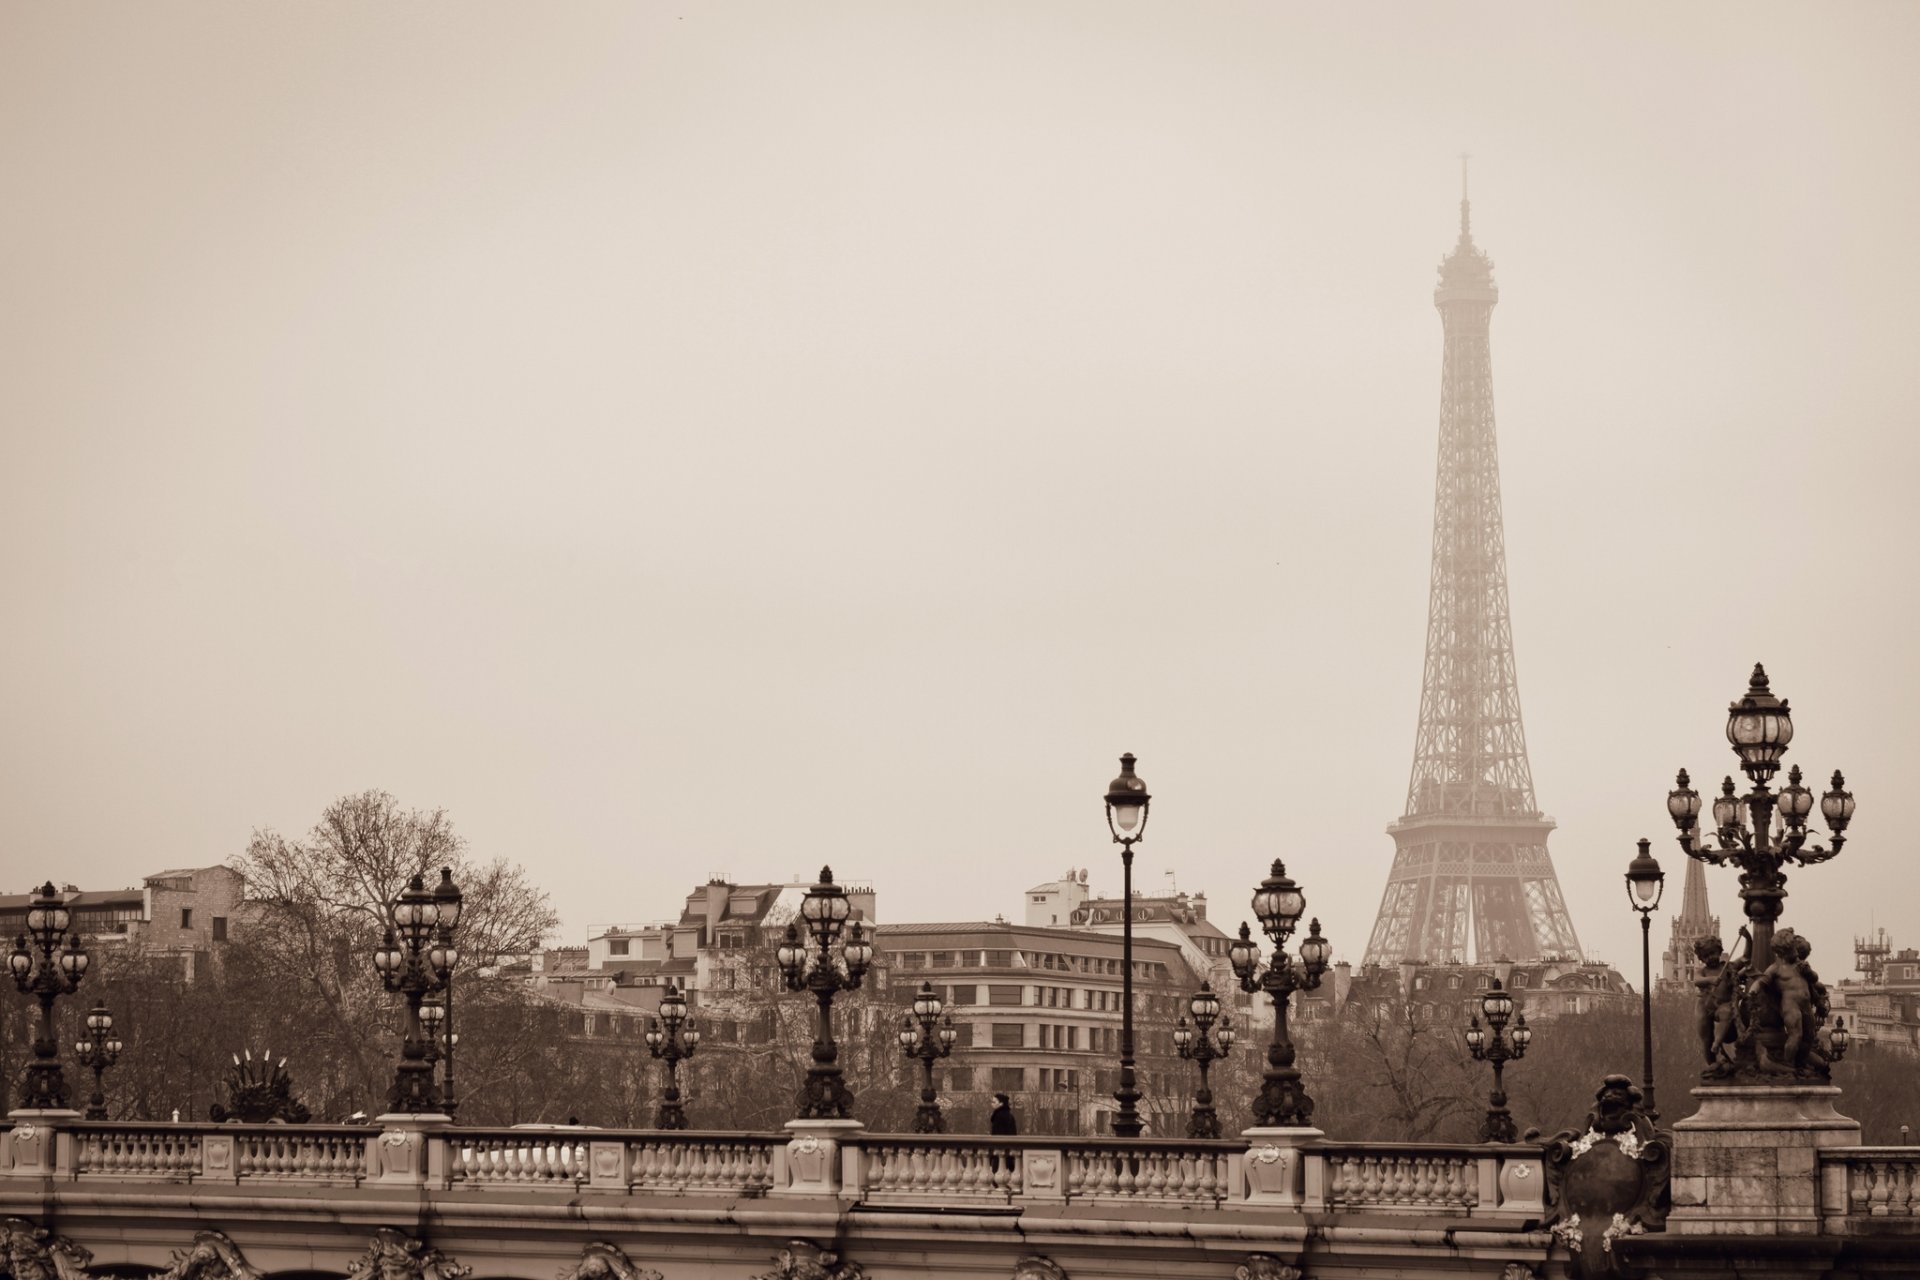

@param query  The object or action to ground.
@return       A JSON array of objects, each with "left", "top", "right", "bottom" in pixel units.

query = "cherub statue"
[
  {"left": 1692, "top": 936, "right": 1725, "bottom": 1065},
  {"left": 1755, "top": 928, "right": 1815, "bottom": 1074}
]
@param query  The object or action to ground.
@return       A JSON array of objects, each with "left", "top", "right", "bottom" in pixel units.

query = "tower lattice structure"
[{"left": 1363, "top": 176, "right": 1584, "bottom": 967}]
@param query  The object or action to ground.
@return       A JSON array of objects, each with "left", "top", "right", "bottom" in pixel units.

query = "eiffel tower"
[{"left": 1362, "top": 171, "right": 1584, "bottom": 967}]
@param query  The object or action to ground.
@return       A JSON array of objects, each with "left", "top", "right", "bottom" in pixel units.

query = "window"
[
  {"left": 990, "top": 1067, "right": 1025, "bottom": 1092},
  {"left": 1032, "top": 895, "right": 1047, "bottom": 903},
  {"left": 986, "top": 950, "right": 1012, "bottom": 967},
  {"left": 609, "top": 939, "right": 629, "bottom": 956},
  {"left": 180, "top": 908, "right": 193, "bottom": 929},
  {"left": 211, "top": 916, "right": 227, "bottom": 942},
  {"left": 931, "top": 951, "right": 955, "bottom": 968},
  {"left": 946, "top": 1066, "right": 974, "bottom": 1091},
  {"left": 987, "top": 985, "right": 1023, "bottom": 1006},
  {"left": 991, "top": 1023, "right": 1024, "bottom": 1048},
  {"left": 949, "top": 1021, "right": 974, "bottom": 1047}
]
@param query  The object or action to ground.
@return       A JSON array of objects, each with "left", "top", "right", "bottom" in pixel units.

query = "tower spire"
[
  {"left": 1362, "top": 182, "right": 1584, "bottom": 968},
  {"left": 1460, "top": 152, "right": 1471, "bottom": 238}
]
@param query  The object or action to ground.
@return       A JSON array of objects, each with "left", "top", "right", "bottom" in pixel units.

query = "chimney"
[
  {"left": 1398, "top": 959, "right": 1418, "bottom": 1000},
  {"left": 1333, "top": 960, "right": 1352, "bottom": 1008}
]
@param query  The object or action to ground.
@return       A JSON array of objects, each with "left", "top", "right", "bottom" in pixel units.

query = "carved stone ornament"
[
  {"left": 345, "top": 1229, "right": 472, "bottom": 1280},
  {"left": 159, "top": 1230, "right": 265, "bottom": 1280},
  {"left": 0, "top": 1218, "right": 94, "bottom": 1280},
  {"left": 559, "top": 1243, "right": 661, "bottom": 1280},
  {"left": 1234, "top": 1255, "right": 1302, "bottom": 1280},
  {"left": 1542, "top": 1076, "right": 1671, "bottom": 1280},
  {"left": 1011, "top": 1257, "right": 1066, "bottom": 1280},
  {"left": 750, "top": 1240, "right": 866, "bottom": 1280},
  {"left": 1499, "top": 1266, "right": 1540, "bottom": 1280}
]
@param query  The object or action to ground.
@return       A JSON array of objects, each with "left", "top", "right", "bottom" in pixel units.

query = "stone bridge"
[{"left": 1, "top": 1107, "right": 1914, "bottom": 1279}]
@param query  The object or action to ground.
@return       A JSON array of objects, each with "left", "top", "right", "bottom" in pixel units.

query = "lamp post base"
[
  {"left": 387, "top": 1060, "right": 442, "bottom": 1115},
  {"left": 1252, "top": 1068, "right": 1314, "bottom": 1129},
  {"left": 18, "top": 1062, "right": 70, "bottom": 1113},
  {"left": 796, "top": 1065, "right": 855, "bottom": 1121},
  {"left": 912, "top": 1100, "right": 946, "bottom": 1134}
]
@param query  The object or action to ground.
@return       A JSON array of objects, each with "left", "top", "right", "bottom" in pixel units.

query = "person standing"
[{"left": 989, "top": 1092, "right": 1017, "bottom": 1136}]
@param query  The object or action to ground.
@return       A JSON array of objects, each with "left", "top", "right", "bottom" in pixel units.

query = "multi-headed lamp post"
[
  {"left": 8, "top": 882, "right": 90, "bottom": 1111},
  {"left": 1665, "top": 664, "right": 1854, "bottom": 1076},
  {"left": 1464, "top": 978, "right": 1531, "bottom": 1142},
  {"left": 73, "top": 1001, "right": 122, "bottom": 1121},
  {"left": 775, "top": 866, "right": 874, "bottom": 1120},
  {"left": 1172, "top": 982, "right": 1235, "bottom": 1139},
  {"left": 1102, "top": 753, "right": 1150, "bottom": 1138},
  {"left": 432, "top": 868, "right": 463, "bottom": 1119},
  {"left": 1625, "top": 839, "right": 1666, "bottom": 1121},
  {"left": 645, "top": 980, "right": 701, "bottom": 1129},
  {"left": 373, "top": 869, "right": 462, "bottom": 1114},
  {"left": 898, "top": 981, "right": 958, "bottom": 1133},
  {"left": 1228, "top": 861, "right": 1331, "bottom": 1128}
]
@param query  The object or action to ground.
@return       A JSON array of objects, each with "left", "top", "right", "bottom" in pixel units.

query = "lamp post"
[
  {"left": 73, "top": 1001, "right": 122, "bottom": 1121},
  {"left": 1664, "top": 664, "right": 1854, "bottom": 1079},
  {"left": 1228, "top": 861, "right": 1331, "bottom": 1128},
  {"left": 1625, "top": 838, "right": 1666, "bottom": 1121},
  {"left": 898, "top": 981, "right": 958, "bottom": 1133},
  {"left": 644, "top": 980, "right": 701, "bottom": 1129},
  {"left": 1464, "top": 978, "right": 1531, "bottom": 1142},
  {"left": 1172, "top": 982, "right": 1235, "bottom": 1139},
  {"left": 775, "top": 866, "right": 874, "bottom": 1120},
  {"left": 7, "top": 881, "right": 90, "bottom": 1111},
  {"left": 432, "top": 868, "right": 463, "bottom": 1120},
  {"left": 372, "top": 869, "right": 461, "bottom": 1114},
  {"left": 1102, "top": 753, "right": 1151, "bottom": 1138}
]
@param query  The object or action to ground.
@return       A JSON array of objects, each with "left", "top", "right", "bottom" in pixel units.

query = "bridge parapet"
[{"left": 1821, "top": 1146, "right": 1920, "bottom": 1225}]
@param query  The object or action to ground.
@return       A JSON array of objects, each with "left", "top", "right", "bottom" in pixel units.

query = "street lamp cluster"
[
  {"left": 775, "top": 866, "right": 874, "bottom": 1120},
  {"left": 1171, "top": 983, "right": 1234, "bottom": 1138},
  {"left": 8, "top": 882, "right": 91, "bottom": 1111},
  {"left": 73, "top": 1001, "right": 123, "bottom": 1121},
  {"left": 1464, "top": 980, "right": 1531, "bottom": 1142},
  {"left": 373, "top": 868, "right": 463, "bottom": 1115},
  {"left": 645, "top": 981, "right": 701, "bottom": 1129},
  {"left": 899, "top": 981, "right": 958, "bottom": 1132}
]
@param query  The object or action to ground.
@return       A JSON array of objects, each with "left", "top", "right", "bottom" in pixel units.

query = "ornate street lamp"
[
  {"left": 1464, "top": 978, "right": 1530, "bottom": 1142},
  {"left": 1664, "top": 664, "right": 1854, "bottom": 1079},
  {"left": 898, "top": 981, "right": 958, "bottom": 1133},
  {"left": 373, "top": 868, "right": 461, "bottom": 1114},
  {"left": 73, "top": 1000, "right": 122, "bottom": 1121},
  {"left": 1228, "top": 860, "right": 1330, "bottom": 1128},
  {"left": 8, "top": 881, "right": 89, "bottom": 1110},
  {"left": 1172, "top": 982, "right": 1235, "bottom": 1138},
  {"left": 775, "top": 866, "right": 873, "bottom": 1120},
  {"left": 1624, "top": 839, "right": 1666, "bottom": 1121},
  {"left": 645, "top": 980, "right": 701, "bottom": 1129},
  {"left": 431, "top": 868, "right": 463, "bottom": 1119},
  {"left": 1102, "top": 752, "right": 1151, "bottom": 1138}
]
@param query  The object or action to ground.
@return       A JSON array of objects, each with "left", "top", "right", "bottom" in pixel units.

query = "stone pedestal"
[
  {"left": 2, "top": 1109, "right": 78, "bottom": 1178},
  {"left": 1242, "top": 1126, "right": 1322, "bottom": 1207},
  {"left": 772, "top": 1118, "right": 863, "bottom": 1197},
  {"left": 1670, "top": 1085, "right": 1859, "bottom": 1236},
  {"left": 370, "top": 1112, "right": 451, "bottom": 1186}
]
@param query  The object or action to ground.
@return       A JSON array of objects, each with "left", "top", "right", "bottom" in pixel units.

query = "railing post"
[
  {"left": 772, "top": 1118, "right": 863, "bottom": 1197},
  {"left": 203, "top": 1131, "right": 235, "bottom": 1183},
  {"left": 1019, "top": 1145, "right": 1066, "bottom": 1203},
  {"left": 1299, "top": 1148, "right": 1327, "bottom": 1212},
  {"left": 1495, "top": 1148, "right": 1544, "bottom": 1215},
  {"left": 2, "top": 1111, "right": 72, "bottom": 1180},
  {"left": 369, "top": 1112, "right": 451, "bottom": 1187},
  {"left": 1241, "top": 1126, "right": 1321, "bottom": 1207},
  {"left": 589, "top": 1139, "right": 628, "bottom": 1190}
]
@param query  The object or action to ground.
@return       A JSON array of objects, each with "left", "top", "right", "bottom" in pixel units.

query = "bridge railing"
[
  {"left": 14, "top": 1118, "right": 1546, "bottom": 1219},
  {"left": 1820, "top": 1146, "right": 1920, "bottom": 1225}
]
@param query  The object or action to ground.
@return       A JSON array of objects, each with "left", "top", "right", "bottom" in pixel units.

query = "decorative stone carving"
[
  {"left": 345, "top": 1229, "right": 471, "bottom": 1280},
  {"left": 558, "top": 1243, "right": 660, "bottom": 1280},
  {"left": 0, "top": 1218, "right": 93, "bottom": 1280},
  {"left": 1542, "top": 1076, "right": 1670, "bottom": 1279},
  {"left": 1498, "top": 1266, "right": 1539, "bottom": 1280},
  {"left": 1011, "top": 1257, "right": 1066, "bottom": 1280},
  {"left": 159, "top": 1230, "right": 264, "bottom": 1280},
  {"left": 209, "top": 1050, "right": 311, "bottom": 1124},
  {"left": 1233, "top": 1255, "right": 1301, "bottom": 1280},
  {"left": 1695, "top": 925, "right": 1842, "bottom": 1083},
  {"left": 750, "top": 1240, "right": 865, "bottom": 1280}
]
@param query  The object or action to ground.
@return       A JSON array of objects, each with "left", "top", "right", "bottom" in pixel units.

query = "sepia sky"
[{"left": 3, "top": 3, "right": 1917, "bottom": 983}]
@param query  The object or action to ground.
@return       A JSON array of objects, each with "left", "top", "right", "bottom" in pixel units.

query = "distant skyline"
[{"left": 2, "top": 4, "right": 1916, "bottom": 984}]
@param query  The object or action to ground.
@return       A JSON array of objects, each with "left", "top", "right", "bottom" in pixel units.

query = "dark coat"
[{"left": 989, "top": 1102, "right": 1017, "bottom": 1135}]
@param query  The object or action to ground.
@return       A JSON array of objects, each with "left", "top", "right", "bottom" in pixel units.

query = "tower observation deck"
[{"left": 1363, "top": 173, "right": 1584, "bottom": 967}]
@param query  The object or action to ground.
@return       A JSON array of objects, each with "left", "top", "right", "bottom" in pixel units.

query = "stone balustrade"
[{"left": 1822, "top": 1147, "right": 1920, "bottom": 1224}]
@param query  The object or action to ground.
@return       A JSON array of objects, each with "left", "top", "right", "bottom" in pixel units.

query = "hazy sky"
[{"left": 3, "top": 3, "right": 1916, "bottom": 982}]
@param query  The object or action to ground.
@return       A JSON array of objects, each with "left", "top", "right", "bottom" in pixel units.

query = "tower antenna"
[{"left": 1460, "top": 152, "right": 1472, "bottom": 236}]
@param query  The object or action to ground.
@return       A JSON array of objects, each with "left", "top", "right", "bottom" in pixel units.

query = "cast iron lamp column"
[
  {"left": 1625, "top": 839, "right": 1666, "bottom": 1121},
  {"left": 1464, "top": 978, "right": 1531, "bottom": 1142},
  {"left": 7, "top": 882, "right": 90, "bottom": 1110},
  {"left": 432, "top": 868, "right": 463, "bottom": 1120},
  {"left": 898, "top": 981, "right": 958, "bottom": 1133},
  {"left": 372, "top": 869, "right": 461, "bottom": 1114},
  {"left": 73, "top": 1001, "right": 122, "bottom": 1121},
  {"left": 1228, "top": 861, "right": 1331, "bottom": 1128},
  {"left": 1171, "top": 982, "right": 1235, "bottom": 1138},
  {"left": 645, "top": 980, "right": 701, "bottom": 1129},
  {"left": 1665, "top": 666, "right": 1853, "bottom": 984},
  {"left": 775, "top": 866, "right": 874, "bottom": 1120},
  {"left": 1102, "top": 753, "right": 1150, "bottom": 1137}
]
